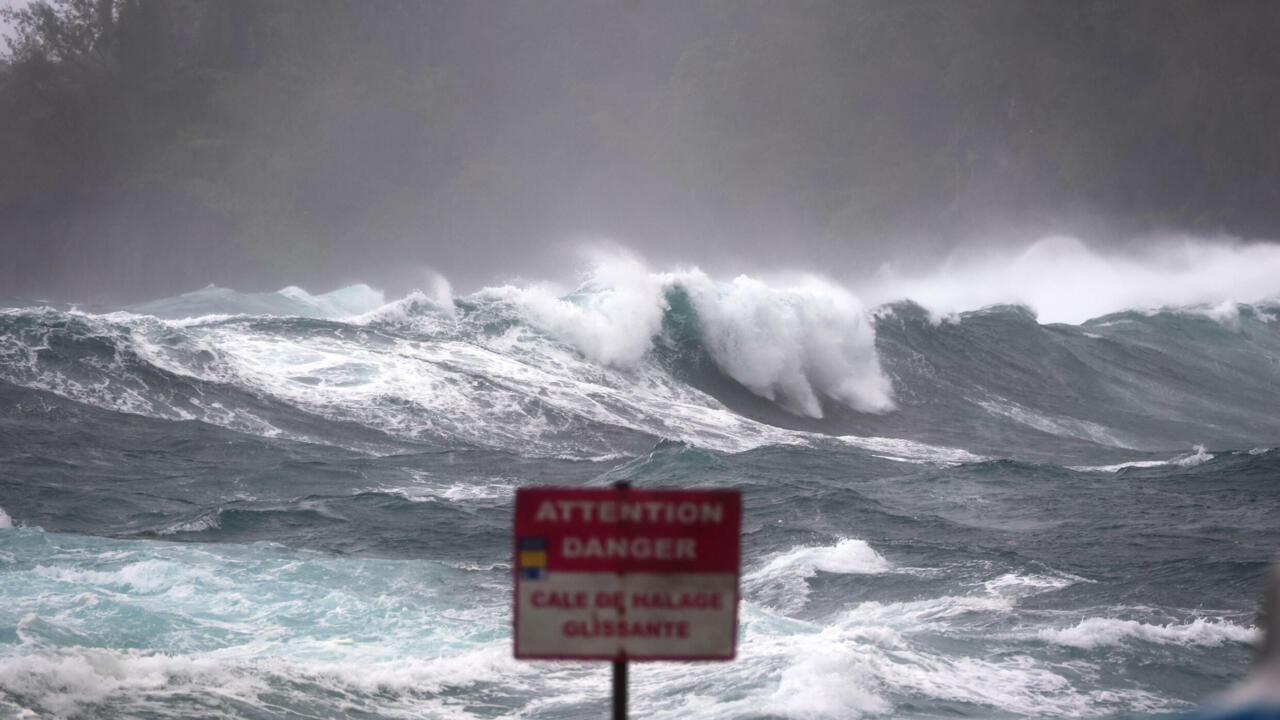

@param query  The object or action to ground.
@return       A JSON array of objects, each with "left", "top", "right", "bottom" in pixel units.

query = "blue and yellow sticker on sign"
[{"left": 519, "top": 536, "right": 547, "bottom": 579}]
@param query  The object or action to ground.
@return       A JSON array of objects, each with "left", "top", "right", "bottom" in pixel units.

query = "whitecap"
[
  {"left": 0, "top": 644, "right": 530, "bottom": 720},
  {"left": 636, "top": 599, "right": 1175, "bottom": 720},
  {"left": 1071, "top": 458, "right": 1173, "bottom": 472},
  {"left": 1038, "top": 617, "right": 1258, "bottom": 649},
  {"left": 484, "top": 253, "right": 897, "bottom": 418},
  {"left": 378, "top": 477, "right": 516, "bottom": 503},
  {"left": 155, "top": 511, "right": 222, "bottom": 536},
  {"left": 1073, "top": 444, "right": 1215, "bottom": 472},
  {"left": 743, "top": 538, "right": 892, "bottom": 613},
  {"left": 675, "top": 270, "right": 896, "bottom": 417},
  {"left": 1174, "top": 444, "right": 1214, "bottom": 467},
  {"left": 982, "top": 571, "right": 1083, "bottom": 598},
  {"left": 863, "top": 235, "right": 1280, "bottom": 325},
  {"left": 835, "top": 594, "right": 1014, "bottom": 629},
  {"left": 833, "top": 435, "right": 986, "bottom": 464}
]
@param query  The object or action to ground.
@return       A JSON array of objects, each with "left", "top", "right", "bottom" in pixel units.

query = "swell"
[
  {"left": 655, "top": 294, "right": 1280, "bottom": 458},
  {"left": 0, "top": 311, "right": 424, "bottom": 452},
  {"left": 859, "top": 301, "right": 1280, "bottom": 455},
  {"left": 2, "top": 275, "right": 1280, "bottom": 461}
]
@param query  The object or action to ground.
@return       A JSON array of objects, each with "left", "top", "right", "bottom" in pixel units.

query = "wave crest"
[
  {"left": 1038, "top": 617, "right": 1258, "bottom": 649},
  {"left": 867, "top": 235, "right": 1280, "bottom": 324},
  {"left": 487, "top": 257, "right": 896, "bottom": 418},
  {"left": 676, "top": 273, "right": 894, "bottom": 417}
]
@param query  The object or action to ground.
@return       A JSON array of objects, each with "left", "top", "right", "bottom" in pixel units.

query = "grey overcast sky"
[{"left": 2, "top": 1, "right": 1280, "bottom": 303}]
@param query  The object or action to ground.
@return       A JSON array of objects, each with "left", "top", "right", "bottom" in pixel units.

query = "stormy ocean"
[{"left": 1, "top": 250, "right": 1277, "bottom": 719}]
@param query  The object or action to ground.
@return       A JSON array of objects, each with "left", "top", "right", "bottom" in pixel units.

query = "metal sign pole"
[
  {"left": 613, "top": 480, "right": 629, "bottom": 720},
  {"left": 612, "top": 658, "right": 627, "bottom": 720}
]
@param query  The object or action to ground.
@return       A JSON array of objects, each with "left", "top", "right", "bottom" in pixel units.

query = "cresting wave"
[
  {"left": 865, "top": 235, "right": 1280, "bottom": 324},
  {"left": 1038, "top": 617, "right": 1259, "bottom": 649},
  {"left": 1, "top": 237, "right": 1276, "bottom": 720},
  {"left": 743, "top": 538, "right": 893, "bottom": 613},
  {"left": 479, "top": 255, "right": 896, "bottom": 417},
  {"left": 2, "top": 237, "right": 1280, "bottom": 459},
  {"left": 1070, "top": 445, "right": 1216, "bottom": 472},
  {"left": 1, "top": 266, "right": 899, "bottom": 459}
]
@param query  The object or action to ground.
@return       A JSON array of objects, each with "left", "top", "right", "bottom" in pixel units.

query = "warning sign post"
[{"left": 514, "top": 485, "right": 741, "bottom": 662}]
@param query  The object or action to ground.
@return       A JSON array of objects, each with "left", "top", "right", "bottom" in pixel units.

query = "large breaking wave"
[
  {"left": 865, "top": 235, "right": 1280, "bottom": 323},
  {"left": 2, "top": 237, "right": 1277, "bottom": 720},
  {"left": 2, "top": 237, "right": 1279, "bottom": 460}
]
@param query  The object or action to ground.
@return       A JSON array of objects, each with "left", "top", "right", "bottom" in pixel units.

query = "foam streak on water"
[
  {"left": 1, "top": 243, "right": 1278, "bottom": 718},
  {"left": 2, "top": 528, "right": 1255, "bottom": 719}
]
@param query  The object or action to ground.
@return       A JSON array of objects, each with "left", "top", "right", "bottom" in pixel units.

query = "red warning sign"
[{"left": 514, "top": 486, "right": 741, "bottom": 661}]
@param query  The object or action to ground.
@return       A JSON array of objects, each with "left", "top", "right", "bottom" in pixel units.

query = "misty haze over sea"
[{"left": 1, "top": 2, "right": 1279, "bottom": 718}]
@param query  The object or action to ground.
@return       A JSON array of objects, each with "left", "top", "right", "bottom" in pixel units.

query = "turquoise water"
[{"left": 1, "top": 275, "right": 1277, "bottom": 718}]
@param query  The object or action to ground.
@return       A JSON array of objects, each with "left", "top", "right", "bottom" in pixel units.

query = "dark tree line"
[{"left": 3, "top": 0, "right": 1280, "bottom": 301}]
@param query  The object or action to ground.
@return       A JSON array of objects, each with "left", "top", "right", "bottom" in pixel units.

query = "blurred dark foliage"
[{"left": 3, "top": 0, "right": 1279, "bottom": 301}]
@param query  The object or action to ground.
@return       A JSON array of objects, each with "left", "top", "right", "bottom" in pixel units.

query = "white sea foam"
[
  {"left": 975, "top": 396, "right": 1131, "bottom": 447},
  {"left": 1073, "top": 458, "right": 1172, "bottom": 472},
  {"left": 1072, "top": 444, "right": 1215, "bottom": 472},
  {"left": 1, "top": 300, "right": 900, "bottom": 457},
  {"left": 382, "top": 474, "right": 516, "bottom": 503},
  {"left": 2, "top": 618, "right": 1182, "bottom": 720},
  {"left": 0, "top": 530, "right": 537, "bottom": 718},
  {"left": 155, "top": 512, "right": 222, "bottom": 536},
  {"left": 760, "top": 538, "right": 894, "bottom": 577},
  {"left": 743, "top": 539, "right": 893, "bottom": 613},
  {"left": 759, "top": 635, "right": 894, "bottom": 718},
  {"left": 491, "top": 252, "right": 668, "bottom": 368},
  {"left": 13, "top": 265, "right": 809, "bottom": 456},
  {"left": 0, "top": 649, "right": 255, "bottom": 718},
  {"left": 632, "top": 599, "right": 1178, "bottom": 720},
  {"left": 675, "top": 271, "right": 895, "bottom": 417},
  {"left": 490, "top": 254, "right": 896, "bottom": 418},
  {"left": 0, "top": 530, "right": 1210, "bottom": 720},
  {"left": 833, "top": 435, "right": 986, "bottom": 464},
  {"left": 0, "top": 309, "right": 291, "bottom": 441},
  {"left": 1, "top": 282, "right": 897, "bottom": 459},
  {"left": 35, "top": 243, "right": 1271, "bottom": 461},
  {"left": 1038, "top": 617, "right": 1258, "bottom": 649},
  {"left": 864, "top": 235, "right": 1280, "bottom": 324},
  {"left": 33, "top": 260, "right": 895, "bottom": 455},
  {"left": 1174, "top": 444, "right": 1215, "bottom": 467},
  {"left": 0, "top": 644, "right": 533, "bottom": 720},
  {"left": 837, "top": 594, "right": 1016, "bottom": 629},
  {"left": 982, "top": 572, "right": 1082, "bottom": 598},
  {"left": 7, "top": 243, "right": 1272, "bottom": 459},
  {"left": 201, "top": 315, "right": 799, "bottom": 455},
  {"left": 432, "top": 482, "right": 515, "bottom": 501},
  {"left": 0, "top": 505, "right": 12, "bottom": 529},
  {"left": 31, "top": 559, "right": 229, "bottom": 596}
]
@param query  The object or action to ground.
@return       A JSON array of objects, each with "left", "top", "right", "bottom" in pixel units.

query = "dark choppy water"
[{"left": 1, "top": 274, "right": 1277, "bottom": 718}]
